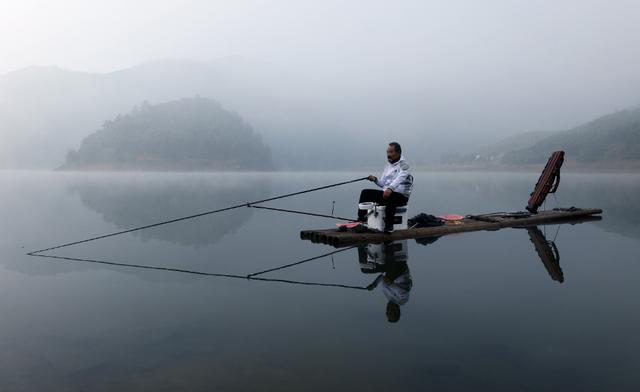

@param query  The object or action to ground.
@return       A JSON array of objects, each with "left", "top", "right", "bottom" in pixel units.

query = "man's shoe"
[{"left": 383, "top": 228, "right": 394, "bottom": 235}]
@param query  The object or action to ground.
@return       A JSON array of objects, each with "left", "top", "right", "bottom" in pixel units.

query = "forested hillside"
[{"left": 61, "top": 97, "right": 273, "bottom": 170}]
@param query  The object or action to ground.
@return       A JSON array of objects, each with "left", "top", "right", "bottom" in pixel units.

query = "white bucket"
[{"left": 358, "top": 202, "right": 408, "bottom": 231}]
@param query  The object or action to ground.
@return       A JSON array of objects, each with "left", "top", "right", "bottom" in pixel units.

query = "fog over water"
[{"left": 2, "top": 0, "right": 640, "bottom": 169}]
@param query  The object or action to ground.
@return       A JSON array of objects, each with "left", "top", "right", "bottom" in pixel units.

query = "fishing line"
[
  {"left": 28, "top": 177, "right": 367, "bottom": 255},
  {"left": 553, "top": 192, "right": 561, "bottom": 209},
  {"left": 552, "top": 224, "right": 562, "bottom": 242},
  {"left": 248, "top": 205, "right": 357, "bottom": 222}
]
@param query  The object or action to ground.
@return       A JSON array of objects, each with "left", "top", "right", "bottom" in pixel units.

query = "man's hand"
[
  {"left": 383, "top": 188, "right": 392, "bottom": 199},
  {"left": 367, "top": 175, "right": 377, "bottom": 182}
]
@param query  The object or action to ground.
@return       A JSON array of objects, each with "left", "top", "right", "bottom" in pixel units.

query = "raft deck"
[{"left": 300, "top": 208, "right": 602, "bottom": 247}]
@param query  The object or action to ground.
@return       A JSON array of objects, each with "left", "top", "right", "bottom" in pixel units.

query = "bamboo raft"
[{"left": 301, "top": 208, "right": 602, "bottom": 247}]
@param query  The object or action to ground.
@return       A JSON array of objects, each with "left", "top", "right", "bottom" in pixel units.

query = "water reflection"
[
  {"left": 68, "top": 174, "right": 270, "bottom": 246},
  {"left": 527, "top": 226, "right": 564, "bottom": 283},
  {"left": 26, "top": 220, "right": 589, "bottom": 323},
  {"left": 4, "top": 171, "right": 638, "bottom": 390},
  {"left": 359, "top": 241, "right": 412, "bottom": 323},
  {"left": 355, "top": 225, "right": 572, "bottom": 323},
  {"left": 28, "top": 248, "right": 368, "bottom": 290}
]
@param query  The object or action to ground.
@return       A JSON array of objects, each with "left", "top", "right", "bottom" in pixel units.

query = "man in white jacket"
[{"left": 358, "top": 142, "right": 413, "bottom": 233}]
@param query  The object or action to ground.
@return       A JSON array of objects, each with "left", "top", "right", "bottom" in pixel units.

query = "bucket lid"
[{"left": 358, "top": 202, "right": 378, "bottom": 210}]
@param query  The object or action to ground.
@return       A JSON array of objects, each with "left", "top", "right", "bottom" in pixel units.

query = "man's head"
[
  {"left": 387, "top": 142, "right": 402, "bottom": 163},
  {"left": 386, "top": 301, "right": 401, "bottom": 323}
]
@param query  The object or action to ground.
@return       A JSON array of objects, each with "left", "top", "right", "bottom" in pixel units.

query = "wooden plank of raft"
[{"left": 300, "top": 208, "right": 602, "bottom": 247}]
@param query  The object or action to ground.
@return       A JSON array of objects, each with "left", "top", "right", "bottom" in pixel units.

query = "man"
[{"left": 358, "top": 142, "right": 413, "bottom": 233}]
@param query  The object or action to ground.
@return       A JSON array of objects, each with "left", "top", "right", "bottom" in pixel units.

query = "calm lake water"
[{"left": 1, "top": 170, "right": 639, "bottom": 391}]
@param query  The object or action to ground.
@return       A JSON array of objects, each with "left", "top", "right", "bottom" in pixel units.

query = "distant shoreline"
[{"left": 420, "top": 161, "right": 640, "bottom": 173}]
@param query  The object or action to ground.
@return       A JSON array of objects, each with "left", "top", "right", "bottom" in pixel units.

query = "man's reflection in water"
[{"left": 359, "top": 241, "right": 412, "bottom": 323}]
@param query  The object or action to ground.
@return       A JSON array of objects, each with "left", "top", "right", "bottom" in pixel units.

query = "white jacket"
[{"left": 374, "top": 156, "right": 413, "bottom": 198}]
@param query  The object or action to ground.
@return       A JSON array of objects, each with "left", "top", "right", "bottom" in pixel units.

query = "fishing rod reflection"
[{"left": 27, "top": 224, "right": 565, "bottom": 324}]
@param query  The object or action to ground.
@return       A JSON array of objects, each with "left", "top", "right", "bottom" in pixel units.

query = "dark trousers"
[{"left": 357, "top": 189, "right": 408, "bottom": 230}]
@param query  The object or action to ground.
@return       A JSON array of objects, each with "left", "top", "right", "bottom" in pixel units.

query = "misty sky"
[{"left": 2, "top": 0, "right": 640, "bottom": 132}]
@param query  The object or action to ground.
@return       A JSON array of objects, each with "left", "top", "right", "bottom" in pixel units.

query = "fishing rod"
[
  {"left": 28, "top": 176, "right": 367, "bottom": 255},
  {"left": 28, "top": 252, "right": 367, "bottom": 291}
]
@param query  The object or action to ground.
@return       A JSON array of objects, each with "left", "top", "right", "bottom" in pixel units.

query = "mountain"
[
  {"left": 443, "top": 106, "right": 640, "bottom": 167},
  {"left": 60, "top": 97, "right": 272, "bottom": 171},
  {"left": 502, "top": 107, "right": 640, "bottom": 165},
  {"left": 0, "top": 58, "right": 362, "bottom": 170}
]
